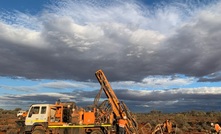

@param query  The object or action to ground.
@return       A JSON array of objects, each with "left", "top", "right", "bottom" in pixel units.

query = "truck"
[
  {"left": 17, "top": 110, "right": 27, "bottom": 120},
  {"left": 21, "top": 102, "right": 112, "bottom": 134},
  {"left": 18, "top": 70, "right": 138, "bottom": 134}
]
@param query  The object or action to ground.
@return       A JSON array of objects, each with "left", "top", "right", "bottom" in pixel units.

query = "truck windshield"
[{"left": 28, "top": 106, "right": 40, "bottom": 117}]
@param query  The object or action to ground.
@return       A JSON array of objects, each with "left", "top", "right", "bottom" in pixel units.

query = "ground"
[{"left": 0, "top": 109, "right": 220, "bottom": 134}]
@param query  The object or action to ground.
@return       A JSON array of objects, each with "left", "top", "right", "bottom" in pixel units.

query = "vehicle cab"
[{"left": 25, "top": 104, "right": 51, "bottom": 126}]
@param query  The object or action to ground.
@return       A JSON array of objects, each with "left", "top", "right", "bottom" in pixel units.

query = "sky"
[{"left": 0, "top": 0, "right": 221, "bottom": 113}]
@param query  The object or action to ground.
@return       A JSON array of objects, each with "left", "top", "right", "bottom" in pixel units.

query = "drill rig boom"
[{"left": 95, "top": 69, "right": 138, "bottom": 134}]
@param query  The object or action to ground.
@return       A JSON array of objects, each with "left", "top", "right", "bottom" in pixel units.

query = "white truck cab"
[
  {"left": 23, "top": 102, "right": 74, "bottom": 134},
  {"left": 25, "top": 104, "right": 51, "bottom": 126}
]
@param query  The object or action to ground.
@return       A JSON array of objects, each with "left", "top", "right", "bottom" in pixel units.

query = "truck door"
[{"left": 39, "top": 106, "right": 48, "bottom": 122}]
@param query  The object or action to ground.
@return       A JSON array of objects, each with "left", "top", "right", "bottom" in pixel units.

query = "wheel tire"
[
  {"left": 32, "top": 129, "right": 45, "bottom": 134},
  {"left": 91, "top": 130, "right": 103, "bottom": 134}
]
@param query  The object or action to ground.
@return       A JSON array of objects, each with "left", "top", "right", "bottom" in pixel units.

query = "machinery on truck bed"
[
  {"left": 21, "top": 101, "right": 112, "bottom": 134},
  {"left": 18, "top": 70, "right": 138, "bottom": 134}
]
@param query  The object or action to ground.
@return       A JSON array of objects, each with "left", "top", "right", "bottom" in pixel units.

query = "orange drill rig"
[
  {"left": 17, "top": 69, "right": 139, "bottom": 134},
  {"left": 94, "top": 69, "right": 138, "bottom": 134}
]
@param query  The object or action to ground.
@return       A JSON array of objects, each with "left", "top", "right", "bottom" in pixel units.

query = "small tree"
[{"left": 14, "top": 108, "right": 21, "bottom": 112}]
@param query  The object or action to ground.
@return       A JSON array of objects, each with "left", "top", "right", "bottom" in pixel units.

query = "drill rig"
[
  {"left": 94, "top": 70, "right": 138, "bottom": 134},
  {"left": 17, "top": 70, "right": 138, "bottom": 134}
]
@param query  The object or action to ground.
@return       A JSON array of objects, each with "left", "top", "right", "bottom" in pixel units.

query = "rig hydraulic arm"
[{"left": 95, "top": 69, "right": 138, "bottom": 134}]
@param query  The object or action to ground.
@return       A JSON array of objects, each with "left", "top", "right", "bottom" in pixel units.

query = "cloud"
[
  {"left": 40, "top": 81, "right": 88, "bottom": 89},
  {"left": 0, "top": 0, "right": 220, "bottom": 82},
  {"left": 1, "top": 86, "right": 221, "bottom": 112},
  {"left": 198, "top": 71, "right": 221, "bottom": 82},
  {"left": 0, "top": 92, "right": 77, "bottom": 109},
  {"left": 0, "top": 85, "right": 37, "bottom": 92},
  {"left": 0, "top": 75, "right": 195, "bottom": 95}
]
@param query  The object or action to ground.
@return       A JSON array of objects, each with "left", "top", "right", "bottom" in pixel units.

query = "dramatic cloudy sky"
[{"left": 0, "top": 0, "right": 221, "bottom": 113}]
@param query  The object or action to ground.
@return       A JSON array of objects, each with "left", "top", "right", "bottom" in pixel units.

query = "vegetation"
[
  {"left": 135, "top": 110, "right": 221, "bottom": 133},
  {"left": 0, "top": 108, "right": 21, "bottom": 134},
  {"left": 0, "top": 109, "right": 221, "bottom": 133}
]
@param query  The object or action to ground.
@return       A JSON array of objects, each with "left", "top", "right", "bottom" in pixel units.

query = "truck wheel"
[
  {"left": 91, "top": 130, "right": 103, "bottom": 134},
  {"left": 32, "top": 129, "right": 45, "bottom": 134}
]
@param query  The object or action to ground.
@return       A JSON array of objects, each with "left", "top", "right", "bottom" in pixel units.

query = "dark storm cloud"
[
  {"left": 0, "top": 0, "right": 221, "bottom": 82},
  {"left": 198, "top": 72, "right": 221, "bottom": 82},
  {"left": 1, "top": 87, "right": 221, "bottom": 112},
  {"left": 156, "top": 17, "right": 221, "bottom": 79},
  {"left": 100, "top": 88, "right": 221, "bottom": 112}
]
